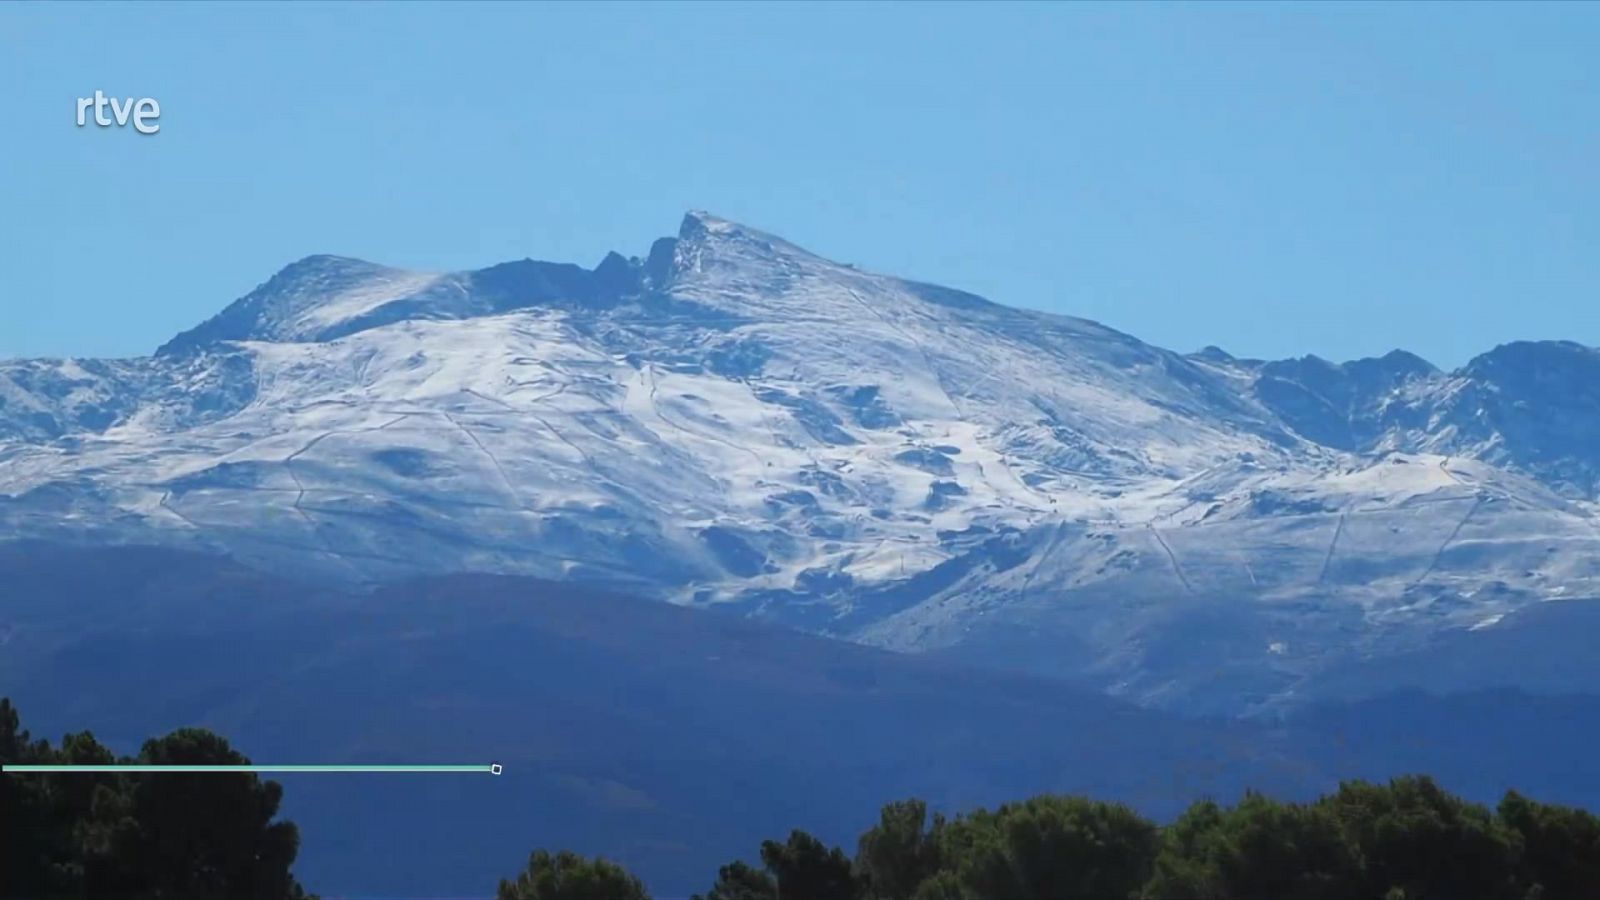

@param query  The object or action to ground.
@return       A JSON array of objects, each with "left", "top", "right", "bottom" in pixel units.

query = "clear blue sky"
[{"left": 4, "top": 1, "right": 1597, "bottom": 367}]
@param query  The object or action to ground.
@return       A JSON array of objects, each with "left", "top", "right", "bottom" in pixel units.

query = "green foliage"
[
  {"left": 1324, "top": 775, "right": 1517, "bottom": 900},
  {"left": 1, "top": 697, "right": 80, "bottom": 898},
  {"left": 690, "top": 830, "right": 857, "bottom": 900},
  {"left": 759, "top": 830, "right": 859, "bottom": 900},
  {"left": 856, "top": 799, "right": 944, "bottom": 900},
  {"left": 0, "top": 697, "right": 312, "bottom": 900},
  {"left": 1143, "top": 776, "right": 1596, "bottom": 900},
  {"left": 497, "top": 849, "right": 651, "bottom": 900},
  {"left": 907, "top": 870, "right": 969, "bottom": 900},
  {"left": 689, "top": 860, "right": 776, "bottom": 900},
  {"left": 1141, "top": 792, "right": 1355, "bottom": 900},
  {"left": 937, "top": 795, "right": 1160, "bottom": 900},
  {"left": 93, "top": 728, "right": 304, "bottom": 898},
  {"left": 1497, "top": 790, "right": 1600, "bottom": 899},
  {"left": 674, "top": 778, "right": 1600, "bottom": 900}
]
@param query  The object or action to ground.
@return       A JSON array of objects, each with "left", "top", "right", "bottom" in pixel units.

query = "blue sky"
[{"left": 4, "top": 1, "right": 1597, "bottom": 367}]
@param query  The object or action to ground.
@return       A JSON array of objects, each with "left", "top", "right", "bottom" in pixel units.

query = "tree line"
[
  {"left": 1, "top": 698, "right": 312, "bottom": 900},
  {"left": 502, "top": 783, "right": 1600, "bottom": 900},
  {"left": 7, "top": 697, "right": 1600, "bottom": 900}
]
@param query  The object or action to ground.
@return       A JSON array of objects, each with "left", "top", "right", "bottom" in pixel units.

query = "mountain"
[
  {"left": 8, "top": 545, "right": 1600, "bottom": 895},
  {"left": 3, "top": 211, "right": 1598, "bottom": 712},
  {"left": 1204, "top": 341, "right": 1600, "bottom": 499},
  {"left": 0, "top": 545, "right": 1310, "bottom": 896}
]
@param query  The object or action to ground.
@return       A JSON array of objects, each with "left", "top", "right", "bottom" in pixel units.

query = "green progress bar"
[{"left": 2, "top": 764, "right": 500, "bottom": 774}]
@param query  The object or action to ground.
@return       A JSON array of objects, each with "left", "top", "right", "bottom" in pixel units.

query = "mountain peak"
[
  {"left": 156, "top": 255, "right": 448, "bottom": 355},
  {"left": 1192, "top": 345, "right": 1237, "bottom": 363},
  {"left": 1463, "top": 340, "right": 1597, "bottom": 378},
  {"left": 677, "top": 210, "right": 822, "bottom": 257},
  {"left": 672, "top": 211, "right": 837, "bottom": 284},
  {"left": 278, "top": 253, "right": 379, "bottom": 274},
  {"left": 1372, "top": 348, "right": 1438, "bottom": 374},
  {"left": 158, "top": 213, "right": 817, "bottom": 355},
  {"left": 679, "top": 209, "right": 736, "bottom": 235}
]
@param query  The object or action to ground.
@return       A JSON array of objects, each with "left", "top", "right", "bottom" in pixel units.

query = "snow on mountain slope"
[
  {"left": 1199, "top": 342, "right": 1600, "bottom": 499},
  {"left": 1411, "top": 342, "right": 1600, "bottom": 498},
  {"left": 3, "top": 211, "right": 1598, "bottom": 711}
]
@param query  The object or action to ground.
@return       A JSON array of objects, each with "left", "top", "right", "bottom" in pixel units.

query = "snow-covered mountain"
[{"left": 4, "top": 211, "right": 1598, "bottom": 712}]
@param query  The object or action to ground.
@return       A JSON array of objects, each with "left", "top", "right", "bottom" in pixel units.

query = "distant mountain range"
[
  {"left": 8, "top": 545, "right": 1599, "bottom": 896},
  {"left": 4, "top": 212, "right": 1598, "bottom": 712}
]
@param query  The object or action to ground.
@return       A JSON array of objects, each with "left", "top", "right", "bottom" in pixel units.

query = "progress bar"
[{"left": 2, "top": 763, "right": 503, "bottom": 774}]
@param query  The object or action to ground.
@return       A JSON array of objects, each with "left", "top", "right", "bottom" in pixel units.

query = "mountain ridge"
[{"left": 3, "top": 211, "right": 1597, "bottom": 712}]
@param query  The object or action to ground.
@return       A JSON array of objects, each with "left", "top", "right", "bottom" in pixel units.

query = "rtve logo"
[{"left": 76, "top": 91, "right": 161, "bottom": 135}]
